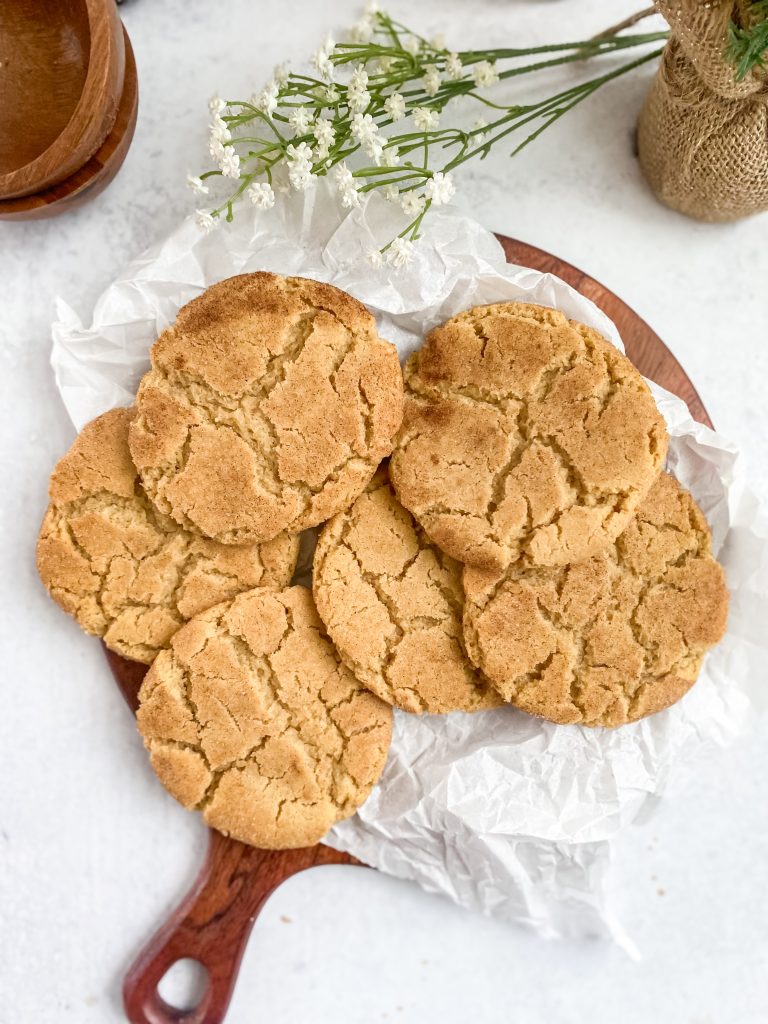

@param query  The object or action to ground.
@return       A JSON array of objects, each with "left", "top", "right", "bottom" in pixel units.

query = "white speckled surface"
[{"left": 1, "top": 1, "right": 767, "bottom": 1021}]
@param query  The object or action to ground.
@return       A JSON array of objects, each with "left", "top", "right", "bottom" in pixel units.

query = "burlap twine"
[{"left": 637, "top": 0, "right": 768, "bottom": 222}]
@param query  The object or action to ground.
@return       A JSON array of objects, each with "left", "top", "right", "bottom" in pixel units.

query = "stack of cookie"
[{"left": 37, "top": 275, "right": 728, "bottom": 850}]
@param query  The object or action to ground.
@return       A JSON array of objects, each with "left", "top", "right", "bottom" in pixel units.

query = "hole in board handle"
[{"left": 157, "top": 957, "right": 209, "bottom": 1013}]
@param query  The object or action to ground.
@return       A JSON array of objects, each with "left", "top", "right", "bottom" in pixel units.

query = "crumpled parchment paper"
[{"left": 51, "top": 180, "right": 768, "bottom": 948}]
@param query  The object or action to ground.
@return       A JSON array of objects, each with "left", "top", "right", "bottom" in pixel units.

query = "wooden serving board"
[{"left": 112, "top": 236, "right": 712, "bottom": 1024}]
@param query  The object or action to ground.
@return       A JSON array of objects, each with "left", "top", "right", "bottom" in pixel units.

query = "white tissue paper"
[{"left": 51, "top": 180, "right": 768, "bottom": 949}]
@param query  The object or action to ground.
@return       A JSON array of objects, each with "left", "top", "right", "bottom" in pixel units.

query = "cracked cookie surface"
[
  {"left": 128, "top": 273, "right": 404, "bottom": 545},
  {"left": 136, "top": 586, "right": 393, "bottom": 848},
  {"left": 313, "top": 469, "right": 501, "bottom": 714},
  {"left": 462, "top": 473, "right": 728, "bottom": 727},
  {"left": 36, "top": 408, "right": 299, "bottom": 664},
  {"left": 389, "top": 302, "right": 668, "bottom": 572}
]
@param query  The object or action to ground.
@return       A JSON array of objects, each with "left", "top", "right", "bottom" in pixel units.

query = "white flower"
[
  {"left": 350, "top": 112, "right": 379, "bottom": 147},
  {"left": 383, "top": 92, "right": 406, "bottom": 121},
  {"left": 289, "top": 108, "right": 313, "bottom": 134},
  {"left": 289, "top": 165, "right": 316, "bottom": 191},
  {"left": 273, "top": 62, "right": 289, "bottom": 84},
  {"left": 431, "top": 32, "right": 446, "bottom": 50},
  {"left": 422, "top": 65, "right": 441, "bottom": 98},
  {"left": 403, "top": 36, "right": 420, "bottom": 56},
  {"left": 445, "top": 53, "right": 463, "bottom": 79},
  {"left": 340, "top": 185, "right": 361, "bottom": 209},
  {"left": 219, "top": 148, "right": 241, "bottom": 179},
  {"left": 286, "top": 141, "right": 316, "bottom": 191},
  {"left": 255, "top": 81, "right": 279, "bottom": 117},
  {"left": 425, "top": 171, "right": 455, "bottom": 206},
  {"left": 382, "top": 185, "right": 398, "bottom": 202},
  {"left": 186, "top": 173, "right": 208, "bottom": 195},
  {"left": 208, "top": 93, "right": 226, "bottom": 114},
  {"left": 377, "top": 55, "right": 395, "bottom": 74},
  {"left": 208, "top": 136, "right": 226, "bottom": 162},
  {"left": 473, "top": 117, "right": 489, "bottom": 140},
  {"left": 472, "top": 60, "right": 499, "bottom": 88},
  {"left": 312, "top": 117, "right": 336, "bottom": 160},
  {"left": 412, "top": 106, "right": 439, "bottom": 132},
  {"left": 348, "top": 87, "right": 371, "bottom": 114},
  {"left": 195, "top": 209, "right": 217, "bottom": 232},
  {"left": 247, "top": 181, "right": 275, "bottom": 209},
  {"left": 400, "top": 192, "right": 425, "bottom": 217},
  {"left": 347, "top": 68, "right": 371, "bottom": 113},
  {"left": 366, "top": 247, "right": 384, "bottom": 268},
  {"left": 349, "top": 15, "right": 375, "bottom": 44},
  {"left": 364, "top": 137, "right": 384, "bottom": 164},
  {"left": 209, "top": 115, "right": 231, "bottom": 142},
  {"left": 323, "top": 85, "right": 341, "bottom": 105},
  {"left": 350, "top": 66, "right": 369, "bottom": 91},
  {"left": 381, "top": 146, "right": 400, "bottom": 167},
  {"left": 334, "top": 162, "right": 355, "bottom": 191},
  {"left": 286, "top": 141, "right": 314, "bottom": 164},
  {"left": 386, "top": 237, "right": 415, "bottom": 267},
  {"left": 311, "top": 36, "right": 335, "bottom": 81},
  {"left": 314, "top": 117, "right": 335, "bottom": 148}
]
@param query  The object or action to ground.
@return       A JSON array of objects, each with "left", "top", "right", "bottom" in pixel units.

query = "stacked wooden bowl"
[{"left": 0, "top": 0, "right": 138, "bottom": 220}]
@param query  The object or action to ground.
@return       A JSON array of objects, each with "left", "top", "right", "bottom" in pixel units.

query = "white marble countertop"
[{"left": 1, "top": 1, "right": 767, "bottom": 1021}]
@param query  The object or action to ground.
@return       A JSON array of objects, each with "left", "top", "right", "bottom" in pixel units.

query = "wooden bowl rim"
[
  {"left": 0, "top": 27, "right": 138, "bottom": 220},
  {"left": 0, "top": 0, "right": 125, "bottom": 199}
]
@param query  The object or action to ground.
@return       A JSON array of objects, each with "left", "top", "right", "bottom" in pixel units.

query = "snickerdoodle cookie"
[
  {"left": 462, "top": 474, "right": 728, "bottom": 727},
  {"left": 36, "top": 408, "right": 299, "bottom": 663},
  {"left": 390, "top": 302, "right": 668, "bottom": 572},
  {"left": 128, "top": 273, "right": 404, "bottom": 545},
  {"left": 313, "top": 469, "right": 501, "bottom": 714},
  {"left": 137, "top": 586, "right": 393, "bottom": 848}
]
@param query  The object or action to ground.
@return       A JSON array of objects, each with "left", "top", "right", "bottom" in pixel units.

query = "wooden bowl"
[
  {"left": 0, "top": 27, "right": 138, "bottom": 221},
  {"left": 0, "top": 0, "right": 125, "bottom": 200}
]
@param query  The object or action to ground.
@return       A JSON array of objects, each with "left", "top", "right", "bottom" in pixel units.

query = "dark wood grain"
[
  {"left": 113, "top": 240, "right": 712, "bottom": 1024},
  {"left": 0, "top": 0, "right": 125, "bottom": 200},
  {"left": 0, "top": 27, "right": 138, "bottom": 221}
]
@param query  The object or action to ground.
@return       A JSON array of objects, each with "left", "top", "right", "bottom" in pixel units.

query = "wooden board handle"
[{"left": 123, "top": 830, "right": 358, "bottom": 1024}]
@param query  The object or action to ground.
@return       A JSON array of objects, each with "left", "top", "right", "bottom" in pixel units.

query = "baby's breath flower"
[
  {"left": 209, "top": 115, "right": 231, "bottom": 143},
  {"left": 255, "top": 82, "right": 279, "bottom": 116},
  {"left": 350, "top": 112, "right": 379, "bottom": 148},
  {"left": 195, "top": 209, "right": 217, "bottom": 232},
  {"left": 289, "top": 165, "right": 316, "bottom": 191},
  {"left": 472, "top": 60, "right": 499, "bottom": 88},
  {"left": 273, "top": 62, "right": 289, "bottom": 84},
  {"left": 219, "top": 148, "right": 241, "bottom": 179},
  {"left": 289, "top": 108, "right": 313, "bottom": 134},
  {"left": 311, "top": 36, "right": 335, "bottom": 81},
  {"left": 340, "top": 184, "right": 361, "bottom": 209},
  {"left": 208, "top": 136, "right": 226, "bottom": 163},
  {"left": 208, "top": 93, "right": 226, "bottom": 114},
  {"left": 366, "top": 248, "right": 384, "bottom": 268},
  {"left": 323, "top": 85, "right": 341, "bottom": 105},
  {"left": 247, "top": 181, "right": 275, "bottom": 209},
  {"left": 401, "top": 191, "right": 426, "bottom": 217},
  {"left": 314, "top": 117, "right": 335, "bottom": 148},
  {"left": 381, "top": 146, "right": 400, "bottom": 167},
  {"left": 412, "top": 106, "right": 439, "bottom": 132},
  {"left": 431, "top": 32, "right": 446, "bottom": 50},
  {"left": 425, "top": 170, "right": 455, "bottom": 205},
  {"left": 286, "top": 141, "right": 314, "bottom": 165},
  {"left": 286, "top": 141, "right": 315, "bottom": 190},
  {"left": 387, "top": 237, "right": 415, "bottom": 267},
  {"left": 445, "top": 53, "right": 463, "bottom": 79},
  {"left": 334, "top": 162, "right": 355, "bottom": 191},
  {"left": 347, "top": 66, "right": 371, "bottom": 113},
  {"left": 382, "top": 185, "right": 398, "bottom": 202},
  {"left": 377, "top": 55, "right": 396, "bottom": 74},
  {"left": 422, "top": 66, "right": 441, "bottom": 97},
  {"left": 186, "top": 173, "right": 209, "bottom": 195},
  {"left": 349, "top": 14, "right": 375, "bottom": 44},
  {"left": 383, "top": 92, "right": 406, "bottom": 121},
  {"left": 473, "top": 117, "right": 489, "bottom": 140}
]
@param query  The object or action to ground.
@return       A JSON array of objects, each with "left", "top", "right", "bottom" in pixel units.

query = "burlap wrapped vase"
[{"left": 637, "top": 0, "right": 768, "bottom": 222}]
